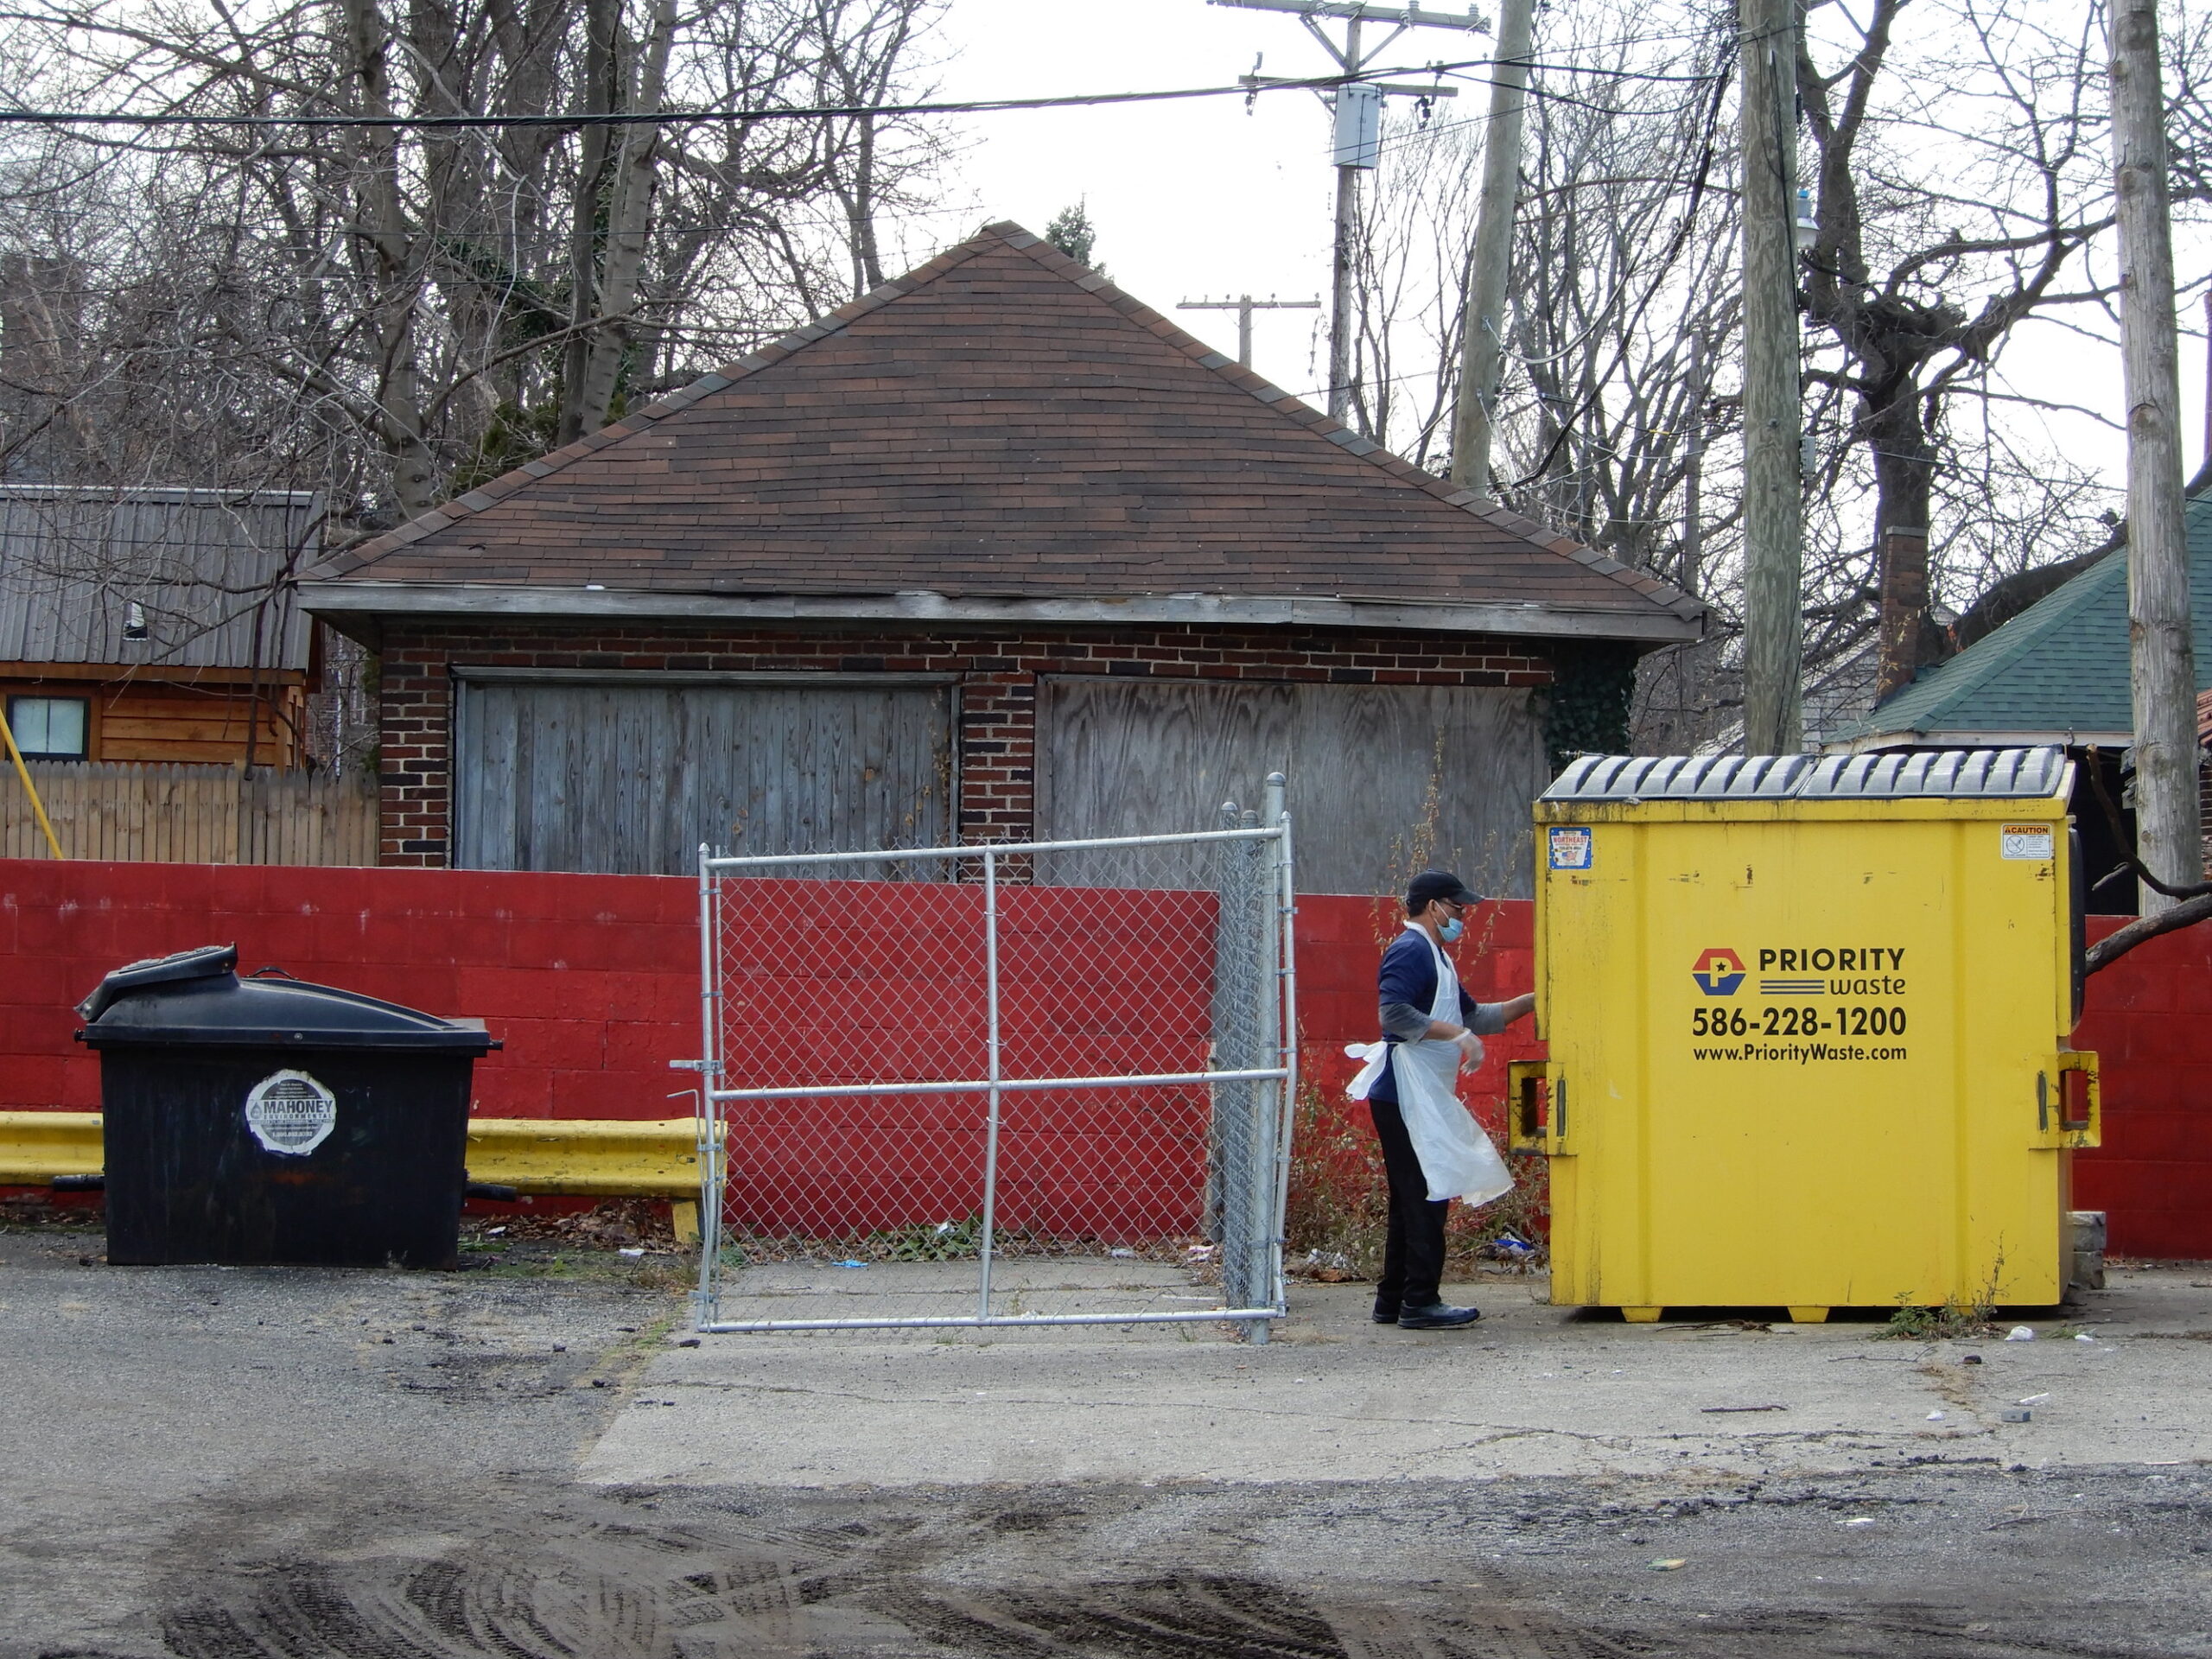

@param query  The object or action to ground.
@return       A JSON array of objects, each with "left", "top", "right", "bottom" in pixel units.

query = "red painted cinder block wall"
[
  {"left": 0, "top": 859, "right": 702, "bottom": 1121},
  {"left": 2073, "top": 917, "right": 2212, "bottom": 1259},
  {"left": 2, "top": 861, "right": 2205, "bottom": 1256},
  {"left": 1290, "top": 893, "right": 1545, "bottom": 1141}
]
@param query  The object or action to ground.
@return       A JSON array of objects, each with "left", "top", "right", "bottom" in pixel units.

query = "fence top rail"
[{"left": 700, "top": 824, "right": 1285, "bottom": 873}]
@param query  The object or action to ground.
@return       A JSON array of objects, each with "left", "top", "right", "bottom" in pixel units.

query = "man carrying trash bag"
[{"left": 1345, "top": 871, "right": 1535, "bottom": 1329}]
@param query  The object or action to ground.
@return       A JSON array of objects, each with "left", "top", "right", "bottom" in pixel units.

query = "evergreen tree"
[{"left": 1043, "top": 202, "right": 1103, "bottom": 275}]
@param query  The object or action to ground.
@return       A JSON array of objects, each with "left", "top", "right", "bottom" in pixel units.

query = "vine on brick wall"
[{"left": 1542, "top": 642, "right": 1642, "bottom": 772}]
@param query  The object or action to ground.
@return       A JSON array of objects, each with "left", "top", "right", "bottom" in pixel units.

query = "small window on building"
[
  {"left": 124, "top": 600, "right": 149, "bottom": 642},
  {"left": 6, "top": 696, "right": 90, "bottom": 760}
]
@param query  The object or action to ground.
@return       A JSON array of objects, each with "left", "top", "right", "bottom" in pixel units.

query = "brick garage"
[
  {"left": 372, "top": 621, "right": 1561, "bottom": 868},
  {"left": 306, "top": 222, "right": 1700, "bottom": 887}
]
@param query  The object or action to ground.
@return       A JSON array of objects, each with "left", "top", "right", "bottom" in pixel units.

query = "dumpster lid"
[
  {"left": 77, "top": 948, "right": 497, "bottom": 1052},
  {"left": 1543, "top": 745, "right": 2070, "bottom": 804}
]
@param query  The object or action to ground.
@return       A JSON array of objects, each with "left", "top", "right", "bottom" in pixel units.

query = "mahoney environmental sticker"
[
  {"left": 2001, "top": 823, "right": 2055, "bottom": 861},
  {"left": 244, "top": 1069, "right": 338, "bottom": 1156}
]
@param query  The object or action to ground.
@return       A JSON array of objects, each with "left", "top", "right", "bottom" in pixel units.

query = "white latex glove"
[{"left": 1453, "top": 1030, "right": 1485, "bottom": 1069}]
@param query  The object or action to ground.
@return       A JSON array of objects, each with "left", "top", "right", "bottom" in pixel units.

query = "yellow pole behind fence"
[{"left": 0, "top": 707, "right": 64, "bottom": 859}]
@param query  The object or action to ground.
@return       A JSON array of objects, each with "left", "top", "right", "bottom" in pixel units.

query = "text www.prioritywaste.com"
[{"left": 1691, "top": 1042, "right": 1909, "bottom": 1063}]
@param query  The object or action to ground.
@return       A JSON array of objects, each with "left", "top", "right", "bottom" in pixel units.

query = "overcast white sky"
[
  {"left": 882, "top": 0, "right": 2212, "bottom": 513},
  {"left": 898, "top": 0, "right": 1397, "bottom": 404}
]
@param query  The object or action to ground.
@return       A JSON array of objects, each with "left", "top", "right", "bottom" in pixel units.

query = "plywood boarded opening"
[
  {"left": 452, "top": 673, "right": 956, "bottom": 874},
  {"left": 1038, "top": 677, "right": 1548, "bottom": 898}
]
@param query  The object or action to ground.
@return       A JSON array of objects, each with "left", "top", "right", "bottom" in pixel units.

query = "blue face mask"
[{"left": 1438, "top": 916, "right": 1465, "bottom": 944}]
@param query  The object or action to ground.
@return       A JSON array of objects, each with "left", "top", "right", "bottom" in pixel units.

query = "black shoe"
[
  {"left": 1397, "top": 1303, "right": 1482, "bottom": 1330},
  {"left": 1371, "top": 1300, "right": 1401, "bottom": 1325}
]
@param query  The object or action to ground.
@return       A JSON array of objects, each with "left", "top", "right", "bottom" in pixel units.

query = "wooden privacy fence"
[{"left": 0, "top": 762, "right": 377, "bottom": 865}]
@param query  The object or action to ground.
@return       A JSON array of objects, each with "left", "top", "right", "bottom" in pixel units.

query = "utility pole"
[
  {"left": 1446, "top": 0, "right": 1535, "bottom": 499},
  {"left": 1212, "top": 0, "right": 1479, "bottom": 425},
  {"left": 1177, "top": 296, "right": 1323, "bottom": 366},
  {"left": 1738, "top": 0, "right": 1806, "bottom": 756},
  {"left": 2111, "top": 0, "right": 2202, "bottom": 912},
  {"left": 1681, "top": 334, "right": 1708, "bottom": 598},
  {"left": 1328, "top": 22, "right": 1367, "bottom": 425},
  {"left": 2202, "top": 289, "right": 2211, "bottom": 474}
]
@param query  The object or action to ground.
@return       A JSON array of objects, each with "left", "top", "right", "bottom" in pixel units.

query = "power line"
[
  {"left": 0, "top": 57, "right": 1727, "bottom": 134},
  {"left": 0, "top": 65, "right": 1469, "bottom": 132}
]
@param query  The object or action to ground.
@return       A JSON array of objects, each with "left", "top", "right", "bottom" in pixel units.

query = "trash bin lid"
[{"left": 76, "top": 944, "right": 497, "bottom": 1052}]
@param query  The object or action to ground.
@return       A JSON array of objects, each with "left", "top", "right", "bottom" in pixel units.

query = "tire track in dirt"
[{"left": 48, "top": 1473, "right": 2183, "bottom": 1659}]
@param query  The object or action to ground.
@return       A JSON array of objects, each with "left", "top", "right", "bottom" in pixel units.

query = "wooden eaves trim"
[{"left": 299, "top": 581, "right": 1704, "bottom": 645}]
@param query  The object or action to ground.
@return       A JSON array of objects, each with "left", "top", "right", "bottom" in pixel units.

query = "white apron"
[{"left": 1344, "top": 924, "right": 1516, "bottom": 1205}]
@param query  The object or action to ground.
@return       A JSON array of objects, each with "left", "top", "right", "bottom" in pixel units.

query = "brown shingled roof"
[{"left": 316, "top": 222, "right": 1700, "bottom": 631}]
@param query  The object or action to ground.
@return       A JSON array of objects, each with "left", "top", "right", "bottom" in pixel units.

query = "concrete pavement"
[{"left": 586, "top": 1263, "right": 2212, "bottom": 1487}]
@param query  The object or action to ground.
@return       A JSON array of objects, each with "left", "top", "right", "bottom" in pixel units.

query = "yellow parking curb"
[{"left": 0, "top": 1110, "right": 715, "bottom": 1242}]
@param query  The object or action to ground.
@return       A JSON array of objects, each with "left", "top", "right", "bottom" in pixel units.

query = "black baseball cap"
[{"left": 1406, "top": 870, "right": 1482, "bottom": 912}]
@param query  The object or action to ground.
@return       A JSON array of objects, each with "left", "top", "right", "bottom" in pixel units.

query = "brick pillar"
[
  {"left": 378, "top": 641, "right": 453, "bottom": 866},
  {"left": 957, "top": 671, "right": 1036, "bottom": 842}
]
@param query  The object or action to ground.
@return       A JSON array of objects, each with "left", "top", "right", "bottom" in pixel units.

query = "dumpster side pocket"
[
  {"left": 1507, "top": 1060, "right": 1567, "bottom": 1156},
  {"left": 2056, "top": 1049, "right": 2100, "bottom": 1147}
]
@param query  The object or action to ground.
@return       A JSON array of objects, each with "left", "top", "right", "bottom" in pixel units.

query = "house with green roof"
[
  {"left": 1826, "top": 494, "right": 2212, "bottom": 911},
  {"left": 1830, "top": 495, "right": 2212, "bottom": 753}
]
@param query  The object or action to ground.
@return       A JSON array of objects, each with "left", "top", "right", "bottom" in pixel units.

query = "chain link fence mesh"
[{"left": 689, "top": 807, "right": 1294, "bottom": 1335}]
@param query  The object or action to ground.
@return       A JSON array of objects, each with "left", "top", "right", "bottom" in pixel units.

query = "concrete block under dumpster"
[
  {"left": 76, "top": 944, "right": 499, "bottom": 1268},
  {"left": 1512, "top": 746, "right": 2097, "bottom": 1322}
]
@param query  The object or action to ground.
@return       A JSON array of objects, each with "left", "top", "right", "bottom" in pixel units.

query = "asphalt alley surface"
[{"left": 5, "top": 1226, "right": 2210, "bottom": 1659}]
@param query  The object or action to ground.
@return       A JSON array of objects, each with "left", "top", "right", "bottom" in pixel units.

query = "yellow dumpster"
[{"left": 1511, "top": 747, "right": 2097, "bottom": 1323}]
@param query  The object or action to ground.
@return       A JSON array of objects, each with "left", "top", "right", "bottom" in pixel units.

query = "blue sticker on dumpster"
[{"left": 1548, "top": 827, "right": 1593, "bottom": 870}]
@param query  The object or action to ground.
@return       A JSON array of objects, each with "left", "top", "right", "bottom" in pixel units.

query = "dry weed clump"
[{"left": 1282, "top": 1080, "right": 1548, "bottom": 1283}]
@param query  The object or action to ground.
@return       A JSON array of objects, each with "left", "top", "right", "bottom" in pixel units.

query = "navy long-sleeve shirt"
[{"left": 1369, "top": 927, "right": 1510, "bottom": 1105}]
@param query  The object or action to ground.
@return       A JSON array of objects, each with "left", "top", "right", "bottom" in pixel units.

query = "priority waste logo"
[{"left": 1690, "top": 947, "right": 1746, "bottom": 996}]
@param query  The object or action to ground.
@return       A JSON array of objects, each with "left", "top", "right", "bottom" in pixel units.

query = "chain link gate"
[{"left": 684, "top": 783, "right": 1296, "bottom": 1338}]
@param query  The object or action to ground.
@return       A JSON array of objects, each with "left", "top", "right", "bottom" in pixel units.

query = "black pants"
[{"left": 1368, "top": 1095, "right": 1450, "bottom": 1310}]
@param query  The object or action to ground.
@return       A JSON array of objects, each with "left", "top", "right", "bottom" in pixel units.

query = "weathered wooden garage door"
[
  {"left": 453, "top": 672, "right": 954, "bottom": 874},
  {"left": 1038, "top": 677, "right": 1549, "bottom": 897}
]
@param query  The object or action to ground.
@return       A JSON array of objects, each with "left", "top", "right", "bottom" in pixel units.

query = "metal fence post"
[
  {"left": 1205, "top": 800, "right": 1238, "bottom": 1249},
  {"left": 694, "top": 844, "right": 723, "bottom": 1328},
  {"left": 1248, "top": 774, "right": 1289, "bottom": 1342},
  {"left": 1266, "top": 776, "right": 1298, "bottom": 1318},
  {"left": 978, "top": 847, "right": 1002, "bottom": 1322},
  {"left": 1212, "top": 803, "right": 1260, "bottom": 1318}
]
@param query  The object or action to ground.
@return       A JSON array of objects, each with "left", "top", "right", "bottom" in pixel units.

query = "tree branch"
[{"left": 2085, "top": 894, "right": 2212, "bottom": 976}]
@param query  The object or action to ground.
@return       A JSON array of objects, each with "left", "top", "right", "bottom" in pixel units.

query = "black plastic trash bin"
[{"left": 77, "top": 944, "right": 498, "bottom": 1268}]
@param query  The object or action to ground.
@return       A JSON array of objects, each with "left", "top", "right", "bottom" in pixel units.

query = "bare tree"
[
  {"left": 1337, "top": 0, "right": 2151, "bottom": 755},
  {"left": 1797, "top": 0, "right": 2117, "bottom": 698},
  {"left": 0, "top": 0, "right": 949, "bottom": 514}
]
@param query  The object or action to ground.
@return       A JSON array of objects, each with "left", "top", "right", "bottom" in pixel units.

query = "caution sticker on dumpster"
[
  {"left": 2000, "top": 823, "right": 2054, "bottom": 861},
  {"left": 244, "top": 1070, "right": 338, "bottom": 1156}
]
